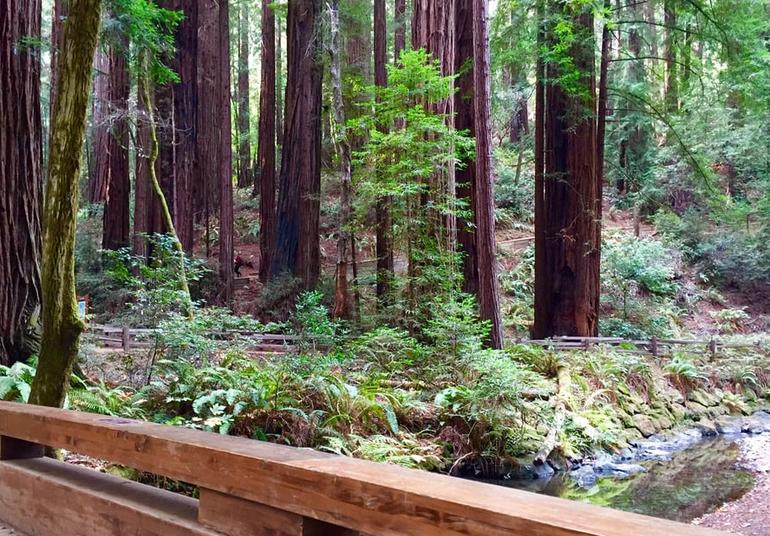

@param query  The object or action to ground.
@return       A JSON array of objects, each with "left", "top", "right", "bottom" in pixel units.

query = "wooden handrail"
[{"left": 0, "top": 402, "right": 723, "bottom": 536}]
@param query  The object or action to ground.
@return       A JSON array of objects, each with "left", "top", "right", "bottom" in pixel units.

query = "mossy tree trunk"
[
  {"left": 29, "top": 0, "right": 102, "bottom": 407},
  {"left": 138, "top": 55, "right": 194, "bottom": 317}
]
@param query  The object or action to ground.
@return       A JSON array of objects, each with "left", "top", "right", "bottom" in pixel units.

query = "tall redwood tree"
[
  {"left": 102, "top": 40, "right": 130, "bottom": 250},
  {"left": 0, "top": 0, "right": 43, "bottom": 365},
  {"left": 533, "top": 1, "right": 600, "bottom": 338},
  {"left": 271, "top": 0, "right": 322, "bottom": 289},
  {"left": 258, "top": 0, "right": 276, "bottom": 283}
]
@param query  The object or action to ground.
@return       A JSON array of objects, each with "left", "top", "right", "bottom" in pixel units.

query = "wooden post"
[
  {"left": 708, "top": 338, "right": 717, "bottom": 360},
  {"left": 650, "top": 336, "right": 658, "bottom": 357},
  {"left": 122, "top": 326, "right": 131, "bottom": 352}
]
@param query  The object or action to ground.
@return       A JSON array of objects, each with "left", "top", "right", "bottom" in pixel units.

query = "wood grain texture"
[
  {"left": 199, "top": 488, "right": 357, "bottom": 536},
  {"left": 0, "top": 403, "right": 726, "bottom": 536},
  {"left": 0, "top": 458, "right": 220, "bottom": 536}
]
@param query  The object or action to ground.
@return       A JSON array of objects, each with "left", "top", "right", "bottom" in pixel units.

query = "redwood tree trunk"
[
  {"left": 0, "top": 0, "right": 43, "bottom": 365},
  {"left": 454, "top": 0, "right": 477, "bottom": 296},
  {"left": 374, "top": 0, "right": 394, "bottom": 303},
  {"left": 271, "top": 0, "right": 322, "bottom": 289},
  {"left": 102, "top": 42, "right": 130, "bottom": 250},
  {"left": 88, "top": 50, "right": 110, "bottom": 203},
  {"left": 534, "top": 1, "right": 600, "bottom": 338},
  {"left": 30, "top": 0, "right": 101, "bottom": 407},
  {"left": 218, "top": 0, "right": 234, "bottom": 303},
  {"left": 196, "top": 1, "right": 220, "bottom": 245},
  {"left": 237, "top": 2, "right": 252, "bottom": 189},
  {"left": 330, "top": 0, "right": 353, "bottom": 319},
  {"left": 471, "top": 0, "right": 503, "bottom": 348},
  {"left": 157, "top": 0, "right": 197, "bottom": 253},
  {"left": 258, "top": 0, "right": 276, "bottom": 283}
]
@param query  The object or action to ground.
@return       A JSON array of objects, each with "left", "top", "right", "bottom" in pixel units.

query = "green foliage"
[
  {"left": 104, "top": 0, "right": 183, "bottom": 84},
  {"left": 0, "top": 361, "right": 36, "bottom": 402}
]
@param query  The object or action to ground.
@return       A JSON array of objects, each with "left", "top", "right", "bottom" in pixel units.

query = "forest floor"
[{"left": 693, "top": 435, "right": 770, "bottom": 535}]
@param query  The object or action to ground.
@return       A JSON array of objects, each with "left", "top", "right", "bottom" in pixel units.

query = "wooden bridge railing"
[{"left": 0, "top": 402, "right": 724, "bottom": 536}]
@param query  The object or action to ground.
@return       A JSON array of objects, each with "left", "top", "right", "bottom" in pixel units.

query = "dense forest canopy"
[{"left": 2, "top": 0, "right": 770, "bottom": 523}]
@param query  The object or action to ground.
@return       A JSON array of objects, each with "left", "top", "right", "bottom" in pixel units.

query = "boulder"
[
  {"left": 694, "top": 419, "right": 718, "bottom": 437},
  {"left": 632, "top": 414, "right": 658, "bottom": 437},
  {"left": 688, "top": 389, "right": 718, "bottom": 408},
  {"left": 594, "top": 462, "right": 647, "bottom": 478},
  {"left": 714, "top": 416, "right": 743, "bottom": 435},
  {"left": 570, "top": 465, "right": 597, "bottom": 488}
]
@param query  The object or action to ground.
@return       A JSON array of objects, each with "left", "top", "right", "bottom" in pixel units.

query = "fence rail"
[
  {"left": 0, "top": 402, "right": 724, "bottom": 535},
  {"left": 89, "top": 323, "right": 766, "bottom": 359}
]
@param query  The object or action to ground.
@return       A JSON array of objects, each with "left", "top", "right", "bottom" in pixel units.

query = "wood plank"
[
  {"left": 0, "top": 403, "right": 726, "bottom": 536},
  {"left": 0, "top": 458, "right": 221, "bottom": 536},
  {"left": 199, "top": 488, "right": 357, "bottom": 536}
]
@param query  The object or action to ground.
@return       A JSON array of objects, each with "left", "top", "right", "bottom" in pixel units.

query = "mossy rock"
[
  {"left": 653, "top": 415, "right": 673, "bottom": 430},
  {"left": 685, "top": 400, "right": 710, "bottom": 416},
  {"left": 632, "top": 414, "right": 658, "bottom": 437},
  {"left": 688, "top": 389, "right": 719, "bottom": 407},
  {"left": 670, "top": 403, "right": 687, "bottom": 421}
]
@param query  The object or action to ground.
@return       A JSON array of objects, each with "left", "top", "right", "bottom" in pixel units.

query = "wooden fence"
[
  {"left": 0, "top": 402, "right": 723, "bottom": 535},
  {"left": 89, "top": 324, "right": 765, "bottom": 359}
]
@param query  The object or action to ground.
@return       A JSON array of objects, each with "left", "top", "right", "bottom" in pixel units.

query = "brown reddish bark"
[
  {"left": 330, "top": 0, "right": 353, "bottom": 319},
  {"left": 276, "top": 15, "right": 284, "bottom": 147},
  {"left": 237, "top": 2, "right": 252, "bottom": 189},
  {"left": 155, "top": 1, "right": 197, "bottom": 254},
  {"left": 196, "top": 0, "right": 220, "bottom": 247},
  {"left": 412, "top": 0, "right": 456, "bottom": 246},
  {"left": 133, "top": 90, "right": 161, "bottom": 259},
  {"left": 534, "top": 1, "right": 600, "bottom": 338},
  {"left": 533, "top": 0, "right": 546, "bottom": 337},
  {"left": 258, "top": 0, "right": 276, "bottom": 283},
  {"left": 454, "top": 0, "right": 477, "bottom": 297},
  {"left": 374, "top": 0, "right": 394, "bottom": 303},
  {"left": 271, "top": 0, "right": 322, "bottom": 289},
  {"left": 0, "top": 0, "right": 43, "bottom": 365},
  {"left": 471, "top": 0, "right": 503, "bottom": 348},
  {"left": 394, "top": 0, "right": 406, "bottom": 56},
  {"left": 88, "top": 50, "right": 110, "bottom": 203},
  {"left": 219, "top": 0, "right": 234, "bottom": 303},
  {"left": 102, "top": 41, "right": 130, "bottom": 250}
]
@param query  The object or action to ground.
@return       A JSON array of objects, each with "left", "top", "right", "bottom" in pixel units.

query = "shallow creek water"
[{"left": 495, "top": 436, "right": 756, "bottom": 522}]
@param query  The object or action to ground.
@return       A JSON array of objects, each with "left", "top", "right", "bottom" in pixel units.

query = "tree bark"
[
  {"left": 374, "top": 0, "right": 394, "bottom": 304},
  {"left": 330, "top": 0, "right": 353, "bottom": 319},
  {"left": 271, "top": 0, "right": 322, "bottom": 289},
  {"left": 133, "top": 90, "right": 160, "bottom": 259},
  {"left": 394, "top": 0, "right": 406, "bottom": 56},
  {"left": 195, "top": 0, "right": 220, "bottom": 244},
  {"left": 88, "top": 50, "right": 110, "bottom": 203},
  {"left": 237, "top": 2, "right": 252, "bottom": 189},
  {"left": 102, "top": 41, "right": 130, "bottom": 250},
  {"left": 471, "top": 0, "right": 503, "bottom": 348},
  {"left": 454, "top": 0, "right": 477, "bottom": 297},
  {"left": 0, "top": 0, "right": 43, "bottom": 365},
  {"left": 533, "top": 0, "right": 600, "bottom": 338},
  {"left": 412, "top": 0, "right": 456, "bottom": 250},
  {"left": 258, "top": 0, "right": 277, "bottom": 283},
  {"left": 30, "top": 0, "right": 101, "bottom": 407},
  {"left": 276, "top": 15, "right": 284, "bottom": 147},
  {"left": 218, "top": 0, "right": 234, "bottom": 303}
]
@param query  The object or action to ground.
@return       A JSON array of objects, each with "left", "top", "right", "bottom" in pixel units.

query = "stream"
[{"left": 485, "top": 415, "right": 770, "bottom": 523}]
